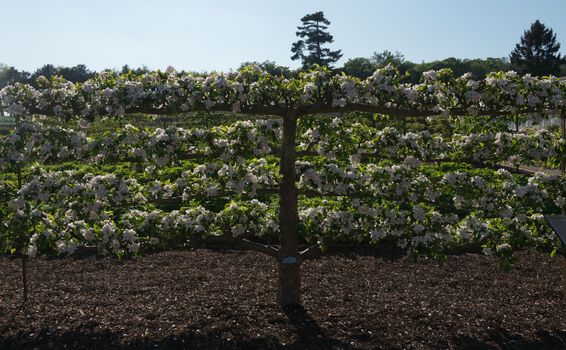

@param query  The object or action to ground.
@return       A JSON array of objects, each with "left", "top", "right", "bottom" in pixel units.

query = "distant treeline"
[
  {"left": 0, "top": 64, "right": 150, "bottom": 88},
  {"left": 240, "top": 53, "right": 544, "bottom": 82},
  {"left": 340, "top": 52, "right": 519, "bottom": 82},
  {"left": 1, "top": 51, "right": 564, "bottom": 89}
]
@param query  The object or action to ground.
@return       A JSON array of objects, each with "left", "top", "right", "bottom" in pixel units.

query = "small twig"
[{"left": 300, "top": 243, "right": 322, "bottom": 260}]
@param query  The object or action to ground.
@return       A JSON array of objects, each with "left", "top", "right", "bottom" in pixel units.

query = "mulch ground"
[{"left": 1, "top": 249, "right": 566, "bottom": 350}]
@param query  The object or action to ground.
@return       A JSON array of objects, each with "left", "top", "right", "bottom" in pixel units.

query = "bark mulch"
[{"left": 1, "top": 249, "right": 566, "bottom": 349}]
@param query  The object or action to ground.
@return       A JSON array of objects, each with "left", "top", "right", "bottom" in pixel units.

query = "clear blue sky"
[{"left": 2, "top": 0, "right": 565, "bottom": 72}]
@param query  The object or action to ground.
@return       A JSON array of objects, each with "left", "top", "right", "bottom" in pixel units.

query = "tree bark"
[{"left": 277, "top": 110, "right": 301, "bottom": 306}]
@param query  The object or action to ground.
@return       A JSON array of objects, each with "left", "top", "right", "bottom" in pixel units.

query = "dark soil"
[{"left": 1, "top": 250, "right": 566, "bottom": 349}]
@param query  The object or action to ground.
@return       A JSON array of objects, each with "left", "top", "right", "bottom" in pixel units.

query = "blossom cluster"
[
  {"left": 0, "top": 169, "right": 279, "bottom": 257},
  {"left": 299, "top": 117, "right": 559, "bottom": 166},
  {"left": 0, "top": 119, "right": 281, "bottom": 170},
  {"left": 147, "top": 157, "right": 280, "bottom": 200},
  {"left": 1, "top": 65, "right": 564, "bottom": 119},
  {"left": 0, "top": 119, "right": 561, "bottom": 171},
  {"left": 1, "top": 160, "right": 562, "bottom": 262},
  {"left": 297, "top": 165, "right": 559, "bottom": 260}
]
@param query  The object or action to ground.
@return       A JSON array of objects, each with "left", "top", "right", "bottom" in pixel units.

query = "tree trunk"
[{"left": 277, "top": 111, "right": 301, "bottom": 306}]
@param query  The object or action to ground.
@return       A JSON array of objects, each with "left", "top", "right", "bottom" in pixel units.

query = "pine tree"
[
  {"left": 290, "top": 11, "right": 343, "bottom": 69},
  {"left": 510, "top": 20, "right": 564, "bottom": 76}
]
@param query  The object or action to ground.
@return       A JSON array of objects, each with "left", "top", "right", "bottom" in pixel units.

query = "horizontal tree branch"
[
  {"left": 196, "top": 234, "right": 279, "bottom": 258},
  {"left": 23, "top": 105, "right": 288, "bottom": 118},
  {"left": 296, "top": 103, "right": 536, "bottom": 118},
  {"left": 18, "top": 103, "right": 540, "bottom": 119},
  {"left": 237, "top": 238, "right": 279, "bottom": 258}
]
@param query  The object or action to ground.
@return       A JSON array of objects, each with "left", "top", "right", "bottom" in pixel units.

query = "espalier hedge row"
[
  {"left": 0, "top": 119, "right": 561, "bottom": 170},
  {"left": 0, "top": 65, "right": 564, "bottom": 120},
  {"left": 1, "top": 65, "right": 565, "bottom": 304}
]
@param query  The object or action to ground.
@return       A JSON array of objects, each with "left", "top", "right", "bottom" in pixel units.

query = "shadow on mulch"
[
  {"left": 305, "top": 242, "right": 485, "bottom": 261},
  {"left": 1, "top": 306, "right": 361, "bottom": 350},
  {"left": 453, "top": 328, "right": 566, "bottom": 350},
  {"left": 4, "top": 325, "right": 566, "bottom": 350}
]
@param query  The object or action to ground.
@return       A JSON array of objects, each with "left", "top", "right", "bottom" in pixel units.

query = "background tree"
[
  {"left": 371, "top": 50, "right": 406, "bottom": 67},
  {"left": 510, "top": 20, "right": 565, "bottom": 76},
  {"left": 29, "top": 64, "right": 58, "bottom": 82},
  {"left": 342, "top": 51, "right": 412, "bottom": 79},
  {"left": 0, "top": 64, "right": 30, "bottom": 88},
  {"left": 372, "top": 50, "right": 418, "bottom": 80},
  {"left": 290, "top": 11, "right": 342, "bottom": 69},
  {"left": 120, "top": 64, "right": 150, "bottom": 76},
  {"left": 29, "top": 64, "right": 96, "bottom": 85},
  {"left": 342, "top": 57, "right": 376, "bottom": 79},
  {"left": 238, "top": 60, "right": 295, "bottom": 78},
  {"left": 57, "top": 64, "right": 95, "bottom": 83}
]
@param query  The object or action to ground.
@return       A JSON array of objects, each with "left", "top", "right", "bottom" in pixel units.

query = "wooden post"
[
  {"left": 16, "top": 168, "right": 28, "bottom": 303},
  {"left": 560, "top": 115, "right": 566, "bottom": 301},
  {"left": 14, "top": 113, "right": 28, "bottom": 304},
  {"left": 22, "top": 254, "right": 28, "bottom": 303},
  {"left": 561, "top": 116, "right": 565, "bottom": 177},
  {"left": 277, "top": 110, "right": 301, "bottom": 306}
]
